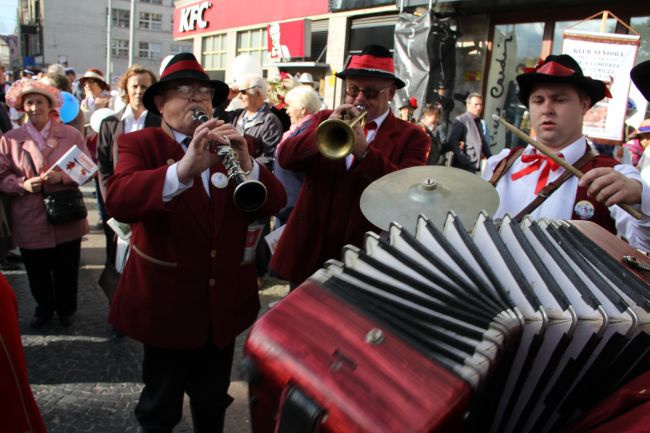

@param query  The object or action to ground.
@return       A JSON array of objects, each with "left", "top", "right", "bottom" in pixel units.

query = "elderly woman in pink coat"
[{"left": 0, "top": 79, "right": 90, "bottom": 329}]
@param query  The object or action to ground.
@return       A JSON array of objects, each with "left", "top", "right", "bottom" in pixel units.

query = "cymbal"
[{"left": 360, "top": 166, "right": 499, "bottom": 232}]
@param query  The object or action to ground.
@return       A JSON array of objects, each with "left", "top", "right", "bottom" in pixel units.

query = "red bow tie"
[
  {"left": 363, "top": 120, "right": 377, "bottom": 134},
  {"left": 511, "top": 152, "right": 563, "bottom": 194}
]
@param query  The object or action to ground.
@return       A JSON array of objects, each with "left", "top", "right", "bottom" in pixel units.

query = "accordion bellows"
[{"left": 245, "top": 214, "right": 650, "bottom": 433}]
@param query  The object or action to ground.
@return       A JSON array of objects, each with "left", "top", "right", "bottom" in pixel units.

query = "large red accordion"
[{"left": 244, "top": 215, "right": 650, "bottom": 433}]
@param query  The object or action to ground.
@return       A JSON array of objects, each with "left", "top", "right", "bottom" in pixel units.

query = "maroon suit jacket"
[
  {"left": 0, "top": 273, "right": 47, "bottom": 433},
  {"left": 269, "top": 110, "right": 429, "bottom": 285},
  {"left": 105, "top": 126, "right": 286, "bottom": 349}
]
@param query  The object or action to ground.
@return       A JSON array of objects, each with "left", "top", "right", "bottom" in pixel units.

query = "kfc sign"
[
  {"left": 267, "top": 20, "right": 312, "bottom": 61},
  {"left": 178, "top": 1, "right": 212, "bottom": 33}
]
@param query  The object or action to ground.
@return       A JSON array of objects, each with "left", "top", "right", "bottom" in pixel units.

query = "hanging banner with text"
[{"left": 563, "top": 30, "right": 640, "bottom": 142}]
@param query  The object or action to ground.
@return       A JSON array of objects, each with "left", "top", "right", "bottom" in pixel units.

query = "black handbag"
[
  {"left": 25, "top": 151, "right": 87, "bottom": 225},
  {"left": 43, "top": 188, "right": 87, "bottom": 224}
]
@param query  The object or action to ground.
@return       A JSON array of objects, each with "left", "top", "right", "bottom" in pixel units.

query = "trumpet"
[
  {"left": 192, "top": 110, "right": 267, "bottom": 212},
  {"left": 316, "top": 105, "right": 367, "bottom": 159}
]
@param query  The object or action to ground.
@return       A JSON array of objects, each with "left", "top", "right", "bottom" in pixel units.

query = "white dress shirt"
[
  {"left": 482, "top": 137, "right": 650, "bottom": 251},
  {"left": 162, "top": 129, "right": 260, "bottom": 202},
  {"left": 121, "top": 105, "right": 148, "bottom": 134},
  {"left": 345, "top": 109, "right": 390, "bottom": 170}
]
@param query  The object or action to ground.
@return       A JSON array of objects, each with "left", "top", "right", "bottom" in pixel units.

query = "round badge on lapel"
[
  {"left": 46, "top": 138, "right": 58, "bottom": 149},
  {"left": 166, "top": 158, "right": 175, "bottom": 166},
  {"left": 574, "top": 200, "right": 595, "bottom": 220},
  {"left": 211, "top": 172, "right": 229, "bottom": 189}
]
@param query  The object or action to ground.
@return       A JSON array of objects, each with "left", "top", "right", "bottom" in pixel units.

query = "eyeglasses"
[
  {"left": 239, "top": 86, "right": 260, "bottom": 95},
  {"left": 173, "top": 84, "right": 215, "bottom": 101},
  {"left": 345, "top": 86, "right": 391, "bottom": 99}
]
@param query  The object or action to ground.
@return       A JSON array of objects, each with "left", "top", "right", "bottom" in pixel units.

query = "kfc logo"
[
  {"left": 266, "top": 20, "right": 311, "bottom": 61},
  {"left": 178, "top": 1, "right": 211, "bottom": 33}
]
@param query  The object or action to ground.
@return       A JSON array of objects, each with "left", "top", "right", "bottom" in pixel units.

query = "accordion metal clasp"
[{"left": 364, "top": 328, "right": 384, "bottom": 345}]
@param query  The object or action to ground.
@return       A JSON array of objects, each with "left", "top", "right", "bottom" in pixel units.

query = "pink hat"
[{"left": 5, "top": 79, "right": 62, "bottom": 111}]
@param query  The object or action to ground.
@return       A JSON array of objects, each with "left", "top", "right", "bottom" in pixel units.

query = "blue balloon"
[{"left": 59, "top": 91, "right": 80, "bottom": 124}]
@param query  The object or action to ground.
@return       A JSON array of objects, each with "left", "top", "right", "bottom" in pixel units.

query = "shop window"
[
  {"left": 311, "top": 30, "right": 328, "bottom": 62},
  {"left": 349, "top": 15, "right": 397, "bottom": 53},
  {"left": 631, "top": 16, "right": 650, "bottom": 63},
  {"left": 452, "top": 15, "right": 490, "bottom": 121},
  {"left": 138, "top": 42, "right": 161, "bottom": 60},
  {"left": 484, "top": 22, "right": 543, "bottom": 150},
  {"left": 237, "top": 28, "right": 268, "bottom": 69},
  {"left": 141, "top": 0, "right": 163, "bottom": 4},
  {"left": 139, "top": 12, "right": 163, "bottom": 31},
  {"left": 111, "top": 39, "right": 129, "bottom": 57},
  {"left": 310, "top": 19, "right": 328, "bottom": 62},
  {"left": 112, "top": 9, "right": 129, "bottom": 29},
  {"left": 170, "top": 44, "right": 192, "bottom": 55},
  {"left": 202, "top": 34, "right": 227, "bottom": 71}
]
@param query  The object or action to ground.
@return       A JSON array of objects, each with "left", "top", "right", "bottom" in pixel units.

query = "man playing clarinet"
[
  {"left": 104, "top": 53, "right": 285, "bottom": 433},
  {"left": 483, "top": 54, "right": 650, "bottom": 251}
]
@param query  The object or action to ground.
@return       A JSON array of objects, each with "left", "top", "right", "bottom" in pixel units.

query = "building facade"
[
  {"left": 18, "top": 0, "right": 192, "bottom": 83},
  {"left": 173, "top": 0, "right": 650, "bottom": 150},
  {"left": 0, "top": 35, "right": 20, "bottom": 72}
]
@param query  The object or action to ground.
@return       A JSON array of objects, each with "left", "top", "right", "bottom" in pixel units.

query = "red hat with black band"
[
  {"left": 336, "top": 45, "right": 406, "bottom": 89},
  {"left": 516, "top": 54, "right": 612, "bottom": 108},
  {"left": 143, "top": 52, "right": 229, "bottom": 115}
]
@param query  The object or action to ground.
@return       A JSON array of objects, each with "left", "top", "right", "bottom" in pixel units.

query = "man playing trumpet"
[
  {"left": 270, "top": 44, "right": 430, "bottom": 287},
  {"left": 483, "top": 54, "right": 650, "bottom": 251},
  {"left": 104, "top": 53, "right": 286, "bottom": 433}
]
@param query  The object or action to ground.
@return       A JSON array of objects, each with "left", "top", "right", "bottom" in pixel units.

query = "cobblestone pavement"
[{"left": 5, "top": 187, "right": 289, "bottom": 433}]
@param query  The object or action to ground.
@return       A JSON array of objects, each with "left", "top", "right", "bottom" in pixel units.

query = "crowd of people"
[{"left": 0, "top": 44, "right": 649, "bottom": 433}]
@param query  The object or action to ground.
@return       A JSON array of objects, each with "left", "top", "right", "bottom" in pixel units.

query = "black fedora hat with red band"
[
  {"left": 143, "top": 52, "right": 229, "bottom": 115},
  {"left": 631, "top": 60, "right": 650, "bottom": 102},
  {"left": 516, "top": 54, "right": 612, "bottom": 108},
  {"left": 336, "top": 45, "right": 406, "bottom": 89}
]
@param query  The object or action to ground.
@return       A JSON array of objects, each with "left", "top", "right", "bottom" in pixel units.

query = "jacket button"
[
  {"left": 208, "top": 278, "right": 216, "bottom": 287},
  {"left": 167, "top": 158, "right": 175, "bottom": 165},
  {"left": 210, "top": 249, "right": 217, "bottom": 258}
]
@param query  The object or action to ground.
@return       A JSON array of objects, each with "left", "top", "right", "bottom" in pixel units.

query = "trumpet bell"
[{"left": 316, "top": 118, "right": 355, "bottom": 160}]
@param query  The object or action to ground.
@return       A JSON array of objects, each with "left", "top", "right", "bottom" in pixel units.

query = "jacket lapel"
[
  {"left": 42, "top": 123, "right": 68, "bottom": 160},
  {"left": 21, "top": 139, "right": 43, "bottom": 176},
  {"left": 116, "top": 112, "right": 125, "bottom": 137},
  {"left": 144, "top": 112, "right": 161, "bottom": 128},
  {"left": 372, "top": 113, "right": 401, "bottom": 157},
  {"left": 160, "top": 123, "right": 212, "bottom": 238}
]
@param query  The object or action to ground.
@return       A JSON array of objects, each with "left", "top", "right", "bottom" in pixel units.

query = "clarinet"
[{"left": 192, "top": 110, "right": 267, "bottom": 212}]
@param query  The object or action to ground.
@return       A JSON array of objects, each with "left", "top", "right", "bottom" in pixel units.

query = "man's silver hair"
[
  {"left": 466, "top": 92, "right": 483, "bottom": 105},
  {"left": 239, "top": 75, "right": 268, "bottom": 99}
]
